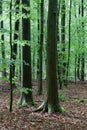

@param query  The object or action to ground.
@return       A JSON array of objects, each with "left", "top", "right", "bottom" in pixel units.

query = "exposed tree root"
[
  {"left": 34, "top": 101, "right": 47, "bottom": 112},
  {"left": 35, "top": 101, "right": 66, "bottom": 114},
  {"left": 16, "top": 96, "right": 34, "bottom": 108}
]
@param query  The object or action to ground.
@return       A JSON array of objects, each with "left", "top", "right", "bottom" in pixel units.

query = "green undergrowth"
[
  {"left": 74, "top": 99, "right": 87, "bottom": 103},
  {"left": 59, "top": 93, "right": 68, "bottom": 101},
  {"left": 58, "top": 106, "right": 66, "bottom": 113}
]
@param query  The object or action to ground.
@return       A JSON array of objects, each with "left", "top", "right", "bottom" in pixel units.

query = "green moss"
[
  {"left": 58, "top": 106, "right": 66, "bottom": 113},
  {"left": 48, "top": 104, "right": 66, "bottom": 114},
  {"left": 80, "top": 99, "right": 87, "bottom": 103},
  {"left": 16, "top": 98, "right": 34, "bottom": 108}
]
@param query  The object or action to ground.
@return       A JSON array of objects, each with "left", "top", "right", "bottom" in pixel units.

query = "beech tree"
[
  {"left": 38, "top": 0, "right": 44, "bottom": 95},
  {"left": 17, "top": 0, "right": 33, "bottom": 107},
  {"left": 60, "top": 0, "right": 66, "bottom": 88},
  {"left": 12, "top": 0, "right": 20, "bottom": 82},
  {"left": 36, "top": 0, "right": 64, "bottom": 113}
]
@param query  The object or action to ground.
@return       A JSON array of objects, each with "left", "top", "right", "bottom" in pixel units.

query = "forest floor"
[{"left": 0, "top": 80, "right": 87, "bottom": 130}]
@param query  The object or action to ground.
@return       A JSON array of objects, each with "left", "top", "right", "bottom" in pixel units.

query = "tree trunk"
[
  {"left": 0, "top": 1, "right": 6, "bottom": 77},
  {"left": 37, "top": 0, "right": 40, "bottom": 80},
  {"left": 9, "top": 0, "right": 13, "bottom": 112},
  {"left": 17, "top": 0, "right": 33, "bottom": 107},
  {"left": 77, "top": 54, "right": 80, "bottom": 80},
  {"left": 36, "top": 0, "right": 65, "bottom": 113},
  {"left": 66, "top": 0, "right": 72, "bottom": 86},
  {"left": 57, "top": 0, "right": 63, "bottom": 89},
  {"left": 38, "top": 0, "right": 44, "bottom": 95},
  {"left": 81, "top": 0, "right": 85, "bottom": 81},
  {"left": 61, "top": 0, "right": 66, "bottom": 87},
  {"left": 11, "top": 0, "right": 20, "bottom": 86},
  {"left": 12, "top": 0, "right": 20, "bottom": 81}
]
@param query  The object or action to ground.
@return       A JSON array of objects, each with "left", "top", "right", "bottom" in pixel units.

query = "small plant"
[
  {"left": 74, "top": 99, "right": 87, "bottom": 103},
  {"left": 59, "top": 93, "right": 68, "bottom": 101},
  {"left": 14, "top": 86, "right": 32, "bottom": 94}
]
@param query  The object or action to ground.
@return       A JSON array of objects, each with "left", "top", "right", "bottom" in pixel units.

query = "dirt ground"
[{"left": 0, "top": 80, "right": 87, "bottom": 130}]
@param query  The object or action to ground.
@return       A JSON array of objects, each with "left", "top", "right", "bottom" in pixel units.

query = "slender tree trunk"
[
  {"left": 37, "top": 0, "right": 40, "bottom": 78},
  {"left": 77, "top": 54, "right": 80, "bottom": 80},
  {"left": 9, "top": 0, "right": 13, "bottom": 112},
  {"left": 66, "top": 0, "right": 72, "bottom": 86},
  {"left": 74, "top": 3, "right": 81, "bottom": 81},
  {"left": 75, "top": 54, "right": 77, "bottom": 84},
  {"left": 38, "top": 0, "right": 44, "bottom": 95},
  {"left": 81, "top": 0, "right": 85, "bottom": 81},
  {"left": 32, "top": 32, "right": 36, "bottom": 79},
  {"left": 61, "top": 0, "right": 66, "bottom": 87},
  {"left": 57, "top": 0, "right": 63, "bottom": 89},
  {"left": 12, "top": 0, "right": 19, "bottom": 82}
]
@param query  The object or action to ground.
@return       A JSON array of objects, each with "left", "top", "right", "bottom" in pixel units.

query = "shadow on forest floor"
[{"left": 0, "top": 80, "right": 87, "bottom": 130}]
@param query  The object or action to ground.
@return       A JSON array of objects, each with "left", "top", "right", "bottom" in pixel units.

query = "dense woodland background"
[
  {"left": 0, "top": 0, "right": 87, "bottom": 129},
  {"left": 1, "top": 0, "right": 87, "bottom": 84}
]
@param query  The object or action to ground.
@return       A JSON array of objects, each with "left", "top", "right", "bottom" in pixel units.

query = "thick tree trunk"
[
  {"left": 36, "top": 0, "right": 65, "bottom": 113},
  {"left": 46, "top": 0, "right": 59, "bottom": 113},
  {"left": 17, "top": 0, "right": 33, "bottom": 107}
]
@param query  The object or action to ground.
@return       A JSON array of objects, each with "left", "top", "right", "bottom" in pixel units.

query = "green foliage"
[
  {"left": 0, "top": 0, "right": 87, "bottom": 81},
  {"left": 74, "top": 99, "right": 87, "bottom": 103},
  {"left": 59, "top": 93, "right": 68, "bottom": 101},
  {"left": 58, "top": 106, "right": 66, "bottom": 113},
  {"left": 13, "top": 40, "right": 31, "bottom": 46},
  {"left": 14, "top": 86, "right": 32, "bottom": 94},
  {"left": 0, "top": 0, "right": 87, "bottom": 113}
]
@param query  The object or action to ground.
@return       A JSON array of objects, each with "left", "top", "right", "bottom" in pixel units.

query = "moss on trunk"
[{"left": 35, "top": 101, "right": 65, "bottom": 114}]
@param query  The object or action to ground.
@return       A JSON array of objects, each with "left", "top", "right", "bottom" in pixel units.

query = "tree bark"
[
  {"left": 61, "top": 0, "right": 66, "bottom": 87},
  {"left": 0, "top": 1, "right": 6, "bottom": 77},
  {"left": 17, "top": 0, "right": 33, "bottom": 107},
  {"left": 38, "top": 0, "right": 44, "bottom": 95},
  {"left": 81, "top": 0, "right": 85, "bottom": 81},
  {"left": 36, "top": 0, "right": 65, "bottom": 113},
  {"left": 12, "top": 0, "right": 20, "bottom": 82},
  {"left": 66, "top": 0, "right": 72, "bottom": 86},
  {"left": 9, "top": 0, "right": 13, "bottom": 112}
]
